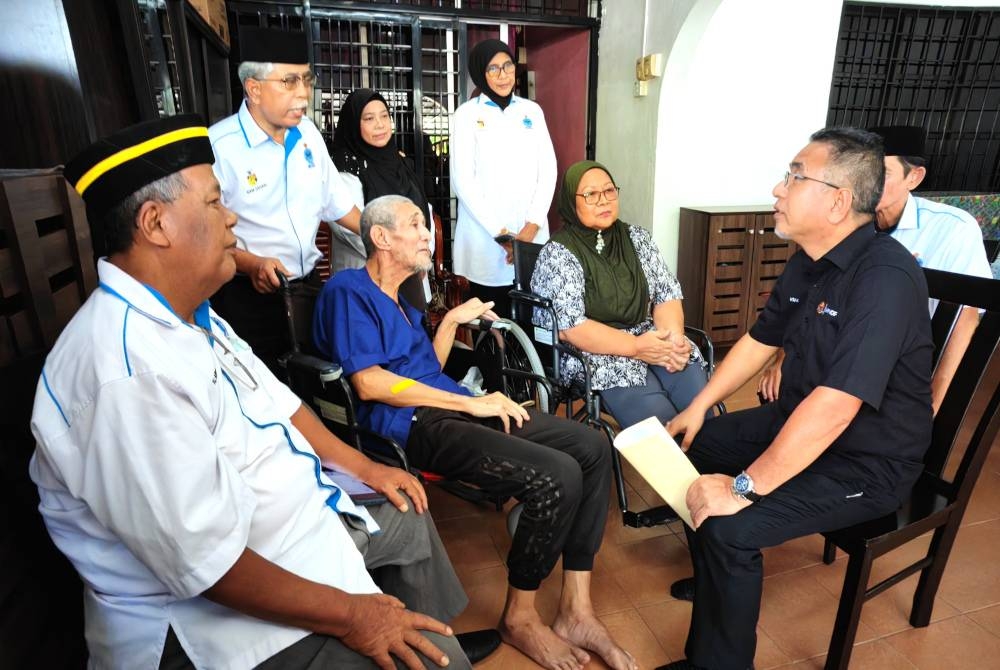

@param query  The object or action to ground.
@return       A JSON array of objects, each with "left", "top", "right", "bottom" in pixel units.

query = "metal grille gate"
[{"left": 827, "top": 3, "right": 1000, "bottom": 191}]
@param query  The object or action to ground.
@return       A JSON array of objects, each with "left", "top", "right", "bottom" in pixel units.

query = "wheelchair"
[
  {"left": 498, "top": 239, "right": 725, "bottom": 529},
  {"left": 275, "top": 274, "right": 545, "bottom": 516}
]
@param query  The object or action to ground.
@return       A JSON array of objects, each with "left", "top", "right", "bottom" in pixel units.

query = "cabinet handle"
[{"left": 717, "top": 229, "right": 722, "bottom": 233}]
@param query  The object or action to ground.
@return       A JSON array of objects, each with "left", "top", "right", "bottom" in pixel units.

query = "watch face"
[{"left": 734, "top": 473, "right": 751, "bottom": 494}]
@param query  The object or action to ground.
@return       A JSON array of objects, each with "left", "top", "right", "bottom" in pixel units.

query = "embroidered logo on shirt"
[
  {"left": 816, "top": 301, "right": 839, "bottom": 317},
  {"left": 304, "top": 144, "right": 315, "bottom": 168},
  {"left": 476, "top": 118, "right": 485, "bottom": 129},
  {"left": 789, "top": 296, "right": 800, "bottom": 303},
  {"left": 522, "top": 116, "right": 533, "bottom": 129},
  {"left": 244, "top": 170, "right": 267, "bottom": 195}
]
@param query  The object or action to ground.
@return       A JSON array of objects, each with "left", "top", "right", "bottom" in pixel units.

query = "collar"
[
  {"left": 821, "top": 220, "right": 878, "bottom": 271},
  {"left": 896, "top": 193, "right": 919, "bottom": 231},
  {"left": 477, "top": 93, "right": 519, "bottom": 108},
  {"left": 238, "top": 100, "right": 297, "bottom": 149},
  {"left": 97, "top": 259, "right": 211, "bottom": 330}
]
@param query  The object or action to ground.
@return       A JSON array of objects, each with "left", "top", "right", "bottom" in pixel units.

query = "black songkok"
[
  {"left": 870, "top": 125, "right": 927, "bottom": 159},
  {"left": 239, "top": 26, "right": 309, "bottom": 64},
  {"left": 63, "top": 114, "right": 213, "bottom": 219}
]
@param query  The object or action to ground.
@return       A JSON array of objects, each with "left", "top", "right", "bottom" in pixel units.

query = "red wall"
[{"left": 523, "top": 26, "right": 590, "bottom": 234}]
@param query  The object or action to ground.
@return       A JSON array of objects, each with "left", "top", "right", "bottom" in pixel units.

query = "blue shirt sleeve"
[{"left": 314, "top": 273, "right": 388, "bottom": 376}]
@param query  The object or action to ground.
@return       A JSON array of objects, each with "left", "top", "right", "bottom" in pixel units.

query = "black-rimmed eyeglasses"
[
  {"left": 783, "top": 171, "right": 842, "bottom": 190},
  {"left": 576, "top": 186, "right": 620, "bottom": 205},
  {"left": 486, "top": 61, "right": 516, "bottom": 77}
]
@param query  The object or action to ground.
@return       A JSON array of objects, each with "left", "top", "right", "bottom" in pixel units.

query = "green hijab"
[{"left": 551, "top": 160, "right": 650, "bottom": 329}]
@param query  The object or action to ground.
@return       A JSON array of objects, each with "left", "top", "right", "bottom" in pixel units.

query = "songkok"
[
  {"left": 239, "top": 26, "right": 309, "bottom": 64},
  {"left": 63, "top": 114, "right": 213, "bottom": 219},
  {"left": 870, "top": 125, "right": 926, "bottom": 159}
]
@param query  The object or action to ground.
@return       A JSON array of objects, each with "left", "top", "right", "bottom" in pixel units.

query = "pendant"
[{"left": 595, "top": 230, "right": 605, "bottom": 254}]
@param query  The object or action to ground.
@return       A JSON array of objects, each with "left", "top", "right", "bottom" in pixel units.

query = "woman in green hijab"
[{"left": 531, "top": 160, "right": 707, "bottom": 428}]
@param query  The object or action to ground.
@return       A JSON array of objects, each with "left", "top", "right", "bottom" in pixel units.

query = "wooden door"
[
  {"left": 745, "top": 213, "right": 797, "bottom": 330},
  {"left": 703, "top": 214, "right": 755, "bottom": 344}
]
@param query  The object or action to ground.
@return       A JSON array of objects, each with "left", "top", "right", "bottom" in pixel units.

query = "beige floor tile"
[
  {"left": 778, "top": 639, "right": 917, "bottom": 669},
  {"left": 606, "top": 534, "right": 693, "bottom": 608},
  {"left": 805, "top": 538, "right": 961, "bottom": 638},
  {"left": 968, "top": 602, "right": 1000, "bottom": 638},
  {"left": 594, "top": 608, "right": 669, "bottom": 669},
  {"left": 759, "top": 568, "right": 879, "bottom": 661},
  {"left": 885, "top": 614, "right": 1000, "bottom": 669},
  {"left": 636, "top": 599, "right": 695, "bottom": 663},
  {"left": 938, "top": 520, "right": 1000, "bottom": 613},
  {"left": 761, "top": 533, "right": 827, "bottom": 577},
  {"left": 964, "top": 469, "right": 1000, "bottom": 526}
]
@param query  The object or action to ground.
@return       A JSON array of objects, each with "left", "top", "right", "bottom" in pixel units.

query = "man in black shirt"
[{"left": 658, "top": 128, "right": 934, "bottom": 670}]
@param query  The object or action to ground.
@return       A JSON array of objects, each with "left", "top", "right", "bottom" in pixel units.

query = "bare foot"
[
  {"left": 500, "top": 610, "right": 590, "bottom": 670},
  {"left": 553, "top": 612, "right": 637, "bottom": 670}
]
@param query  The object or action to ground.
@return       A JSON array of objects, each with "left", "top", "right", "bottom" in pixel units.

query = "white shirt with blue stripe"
[
  {"left": 891, "top": 194, "right": 992, "bottom": 279},
  {"left": 209, "top": 101, "right": 354, "bottom": 278},
  {"left": 450, "top": 93, "right": 557, "bottom": 286},
  {"left": 30, "top": 259, "right": 379, "bottom": 670}
]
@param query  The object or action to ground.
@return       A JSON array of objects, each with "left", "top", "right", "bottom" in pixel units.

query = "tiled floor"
[{"left": 433, "top": 373, "right": 1000, "bottom": 669}]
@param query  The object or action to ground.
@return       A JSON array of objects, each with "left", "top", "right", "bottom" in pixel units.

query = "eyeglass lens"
[{"left": 584, "top": 187, "right": 619, "bottom": 205}]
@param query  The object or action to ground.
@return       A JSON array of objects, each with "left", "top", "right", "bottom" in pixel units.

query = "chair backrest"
[
  {"left": 921, "top": 268, "right": 1000, "bottom": 505},
  {"left": 513, "top": 240, "right": 544, "bottom": 291}
]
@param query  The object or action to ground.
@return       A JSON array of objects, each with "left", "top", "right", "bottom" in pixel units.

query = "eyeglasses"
[
  {"left": 486, "top": 61, "right": 516, "bottom": 77},
  {"left": 576, "top": 186, "right": 620, "bottom": 205},
  {"left": 200, "top": 327, "right": 259, "bottom": 391},
  {"left": 255, "top": 72, "right": 316, "bottom": 91},
  {"left": 783, "top": 171, "right": 843, "bottom": 190}
]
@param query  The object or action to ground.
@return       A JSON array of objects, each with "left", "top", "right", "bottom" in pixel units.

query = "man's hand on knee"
[
  {"left": 460, "top": 392, "right": 530, "bottom": 433},
  {"left": 339, "top": 593, "right": 454, "bottom": 669},
  {"left": 362, "top": 462, "right": 428, "bottom": 514},
  {"left": 685, "top": 474, "right": 751, "bottom": 529}
]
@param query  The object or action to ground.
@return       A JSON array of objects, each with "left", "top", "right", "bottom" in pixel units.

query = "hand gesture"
[
  {"left": 445, "top": 298, "right": 498, "bottom": 326},
  {"left": 757, "top": 350, "right": 785, "bottom": 402},
  {"left": 339, "top": 593, "right": 454, "bottom": 669},
  {"left": 663, "top": 332, "right": 692, "bottom": 373},
  {"left": 462, "top": 392, "right": 530, "bottom": 433},
  {"left": 685, "top": 473, "right": 751, "bottom": 529},
  {"left": 251, "top": 256, "right": 292, "bottom": 294},
  {"left": 666, "top": 405, "right": 704, "bottom": 452},
  {"left": 362, "top": 462, "right": 428, "bottom": 514},
  {"left": 633, "top": 330, "right": 673, "bottom": 367}
]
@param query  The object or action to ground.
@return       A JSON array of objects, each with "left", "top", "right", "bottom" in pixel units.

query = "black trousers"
[
  {"left": 405, "top": 407, "right": 611, "bottom": 591},
  {"left": 682, "top": 404, "right": 902, "bottom": 670},
  {"left": 211, "top": 272, "right": 320, "bottom": 377}
]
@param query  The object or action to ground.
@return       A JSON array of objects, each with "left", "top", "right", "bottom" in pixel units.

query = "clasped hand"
[{"left": 635, "top": 330, "right": 691, "bottom": 372}]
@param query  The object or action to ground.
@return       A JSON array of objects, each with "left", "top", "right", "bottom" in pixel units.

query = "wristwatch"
[{"left": 732, "top": 471, "right": 764, "bottom": 503}]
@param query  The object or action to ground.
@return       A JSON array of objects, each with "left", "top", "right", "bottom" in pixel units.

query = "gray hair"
[
  {"left": 237, "top": 61, "right": 274, "bottom": 93},
  {"left": 99, "top": 172, "right": 188, "bottom": 256},
  {"left": 361, "top": 195, "right": 415, "bottom": 258},
  {"left": 809, "top": 127, "right": 885, "bottom": 217}
]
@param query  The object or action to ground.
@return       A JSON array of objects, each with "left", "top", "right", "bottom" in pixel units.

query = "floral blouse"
[{"left": 530, "top": 223, "right": 701, "bottom": 391}]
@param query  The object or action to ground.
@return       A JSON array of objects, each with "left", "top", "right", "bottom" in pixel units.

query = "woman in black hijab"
[
  {"left": 449, "top": 39, "right": 557, "bottom": 317},
  {"left": 331, "top": 88, "right": 431, "bottom": 310}
]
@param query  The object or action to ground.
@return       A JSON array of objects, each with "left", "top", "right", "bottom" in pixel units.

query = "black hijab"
[
  {"left": 469, "top": 39, "right": 515, "bottom": 110},
  {"left": 330, "top": 89, "right": 431, "bottom": 222}
]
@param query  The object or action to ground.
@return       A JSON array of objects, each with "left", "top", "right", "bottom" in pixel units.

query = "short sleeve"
[
  {"left": 314, "top": 278, "right": 390, "bottom": 376},
  {"left": 531, "top": 242, "right": 587, "bottom": 330},
  {"left": 821, "top": 264, "right": 924, "bottom": 409},
  {"left": 630, "top": 226, "right": 682, "bottom": 304},
  {"left": 749, "top": 252, "right": 805, "bottom": 347}
]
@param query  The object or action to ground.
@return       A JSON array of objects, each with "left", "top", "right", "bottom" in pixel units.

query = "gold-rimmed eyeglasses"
[
  {"left": 576, "top": 186, "right": 620, "bottom": 205},
  {"left": 255, "top": 72, "right": 316, "bottom": 91}
]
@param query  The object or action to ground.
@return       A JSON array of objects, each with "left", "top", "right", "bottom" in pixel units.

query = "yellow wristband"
[{"left": 390, "top": 378, "right": 416, "bottom": 394}]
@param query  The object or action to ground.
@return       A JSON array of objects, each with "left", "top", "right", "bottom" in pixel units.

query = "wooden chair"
[{"left": 821, "top": 267, "right": 1000, "bottom": 670}]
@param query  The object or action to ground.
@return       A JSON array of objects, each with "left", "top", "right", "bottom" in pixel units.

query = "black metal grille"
[
  {"left": 137, "top": 0, "right": 184, "bottom": 116},
  {"left": 318, "top": 0, "right": 590, "bottom": 18},
  {"left": 827, "top": 3, "right": 1000, "bottom": 191}
]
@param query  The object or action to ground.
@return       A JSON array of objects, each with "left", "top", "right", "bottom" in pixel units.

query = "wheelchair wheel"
[{"left": 473, "top": 320, "right": 549, "bottom": 413}]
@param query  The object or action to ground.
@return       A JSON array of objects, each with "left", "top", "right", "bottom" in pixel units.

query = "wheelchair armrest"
[
  {"left": 282, "top": 352, "right": 343, "bottom": 383},
  {"left": 509, "top": 289, "right": 552, "bottom": 310},
  {"left": 498, "top": 368, "right": 554, "bottom": 401}
]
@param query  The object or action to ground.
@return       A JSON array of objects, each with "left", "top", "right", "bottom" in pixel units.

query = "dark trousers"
[
  {"left": 211, "top": 272, "right": 319, "bottom": 377},
  {"left": 467, "top": 281, "right": 512, "bottom": 319},
  {"left": 682, "top": 404, "right": 902, "bottom": 670},
  {"left": 405, "top": 407, "right": 611, "bottom": 591}
]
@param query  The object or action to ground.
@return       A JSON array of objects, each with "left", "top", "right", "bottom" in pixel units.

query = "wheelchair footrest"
[{"left": 622, "top": 505, "right": 679, "bottom": 528}]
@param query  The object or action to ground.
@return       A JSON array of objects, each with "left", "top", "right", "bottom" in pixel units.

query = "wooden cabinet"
[{"left": 678, "top": 205, "right": 798, "bottom": 346}]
